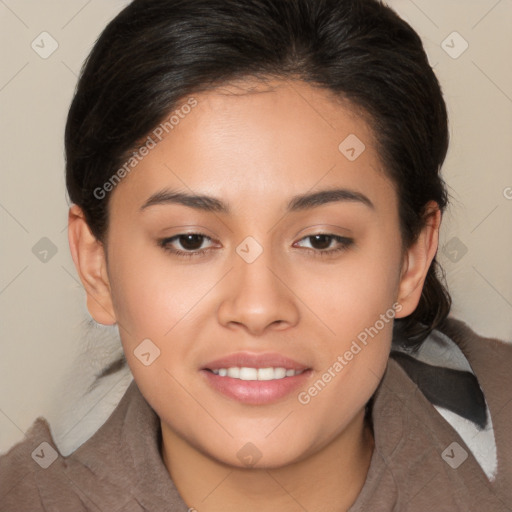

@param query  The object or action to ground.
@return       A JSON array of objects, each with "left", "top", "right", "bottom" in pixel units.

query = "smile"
[{"left": 208, "top": 367, "right": 306, "bottom": 380}]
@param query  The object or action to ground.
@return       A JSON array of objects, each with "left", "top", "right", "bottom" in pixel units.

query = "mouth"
[
  {"left": 201, "top": 352, "right": 312, "bottom": 404},
  {"left": 204, "top": 366, "right": 307, "bottom": 380}
]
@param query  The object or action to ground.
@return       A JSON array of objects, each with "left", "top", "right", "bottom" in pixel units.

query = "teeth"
[
  {"left": 257, "top": 367, "right": 275, "bottom": 381},
  {"left": 239, "top": 367, "right": 258, "bottom": 380},
  {"left": 274, "top": 367, "right": 286, "bottom": 379},
  {"left": 210, "top": 367, "right": 304, "bottom": 381},
  {"left": 227, "top": 367, "right": 240, "bottom": 378}
]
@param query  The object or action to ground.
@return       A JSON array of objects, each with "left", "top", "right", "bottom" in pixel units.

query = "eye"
[
  {"left": 294, "top": 234, "right": 353, "bottom": 257},
  {"left": 158, "top": 233, "right": 215, "bottom": 259},
  {"left": 158, "top": 232, "right": 354, "bottom": 260}
]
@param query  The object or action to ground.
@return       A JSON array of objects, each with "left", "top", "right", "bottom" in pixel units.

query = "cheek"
[
  {"left": 105, "top": 246, "right": 204, "bottom": 408},
  {"left": 107, "top": 240, "right": 210, "bottom": 341},
  {"left": 294, "top": 238, "right": 401, "bottom": 339},
  {"left": 295, "top": 329, "right": 390, "bottom": 454},
  {"left": 105, "top": 241, "right": 224, "bottom": 388},
  {"left": 290, "top": 238, "right": 399, "bottom": 409},
  {"left": 293, "top": 268, "right": 397, "bottom": 439}
]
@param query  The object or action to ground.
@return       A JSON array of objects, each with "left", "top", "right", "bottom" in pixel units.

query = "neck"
[{"left": 161, "top": 409, "right": 374, "bottom": 512}]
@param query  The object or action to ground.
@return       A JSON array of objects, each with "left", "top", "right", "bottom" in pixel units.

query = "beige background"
[{"left": 1, "top": 0, "right": 511, "bottom": 455}]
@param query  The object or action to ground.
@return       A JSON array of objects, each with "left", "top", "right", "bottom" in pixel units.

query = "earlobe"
[
  {"left": 67, "top": 205, "right": 117, "bottom": 325},
  {"left": 395, "top": 202, "right": 441, "bottom": 319}
]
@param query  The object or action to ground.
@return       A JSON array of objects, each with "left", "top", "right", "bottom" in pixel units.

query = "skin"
[{"left": 68, "top": 78, "right": 441, "bottom": 512}]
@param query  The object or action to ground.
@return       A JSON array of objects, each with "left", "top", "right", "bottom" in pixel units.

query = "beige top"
[{"left": 1, "top": 318, "right": 511, "bottom": 511}]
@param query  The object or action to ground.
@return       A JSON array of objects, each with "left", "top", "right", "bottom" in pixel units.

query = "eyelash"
[{"left": 158, "top": 233, "right": 354, "bottom": 259}]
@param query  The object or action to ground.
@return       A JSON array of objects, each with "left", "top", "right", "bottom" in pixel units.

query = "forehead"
[{"left": 109, "top": 78, "right": 396, "bottom": 215}]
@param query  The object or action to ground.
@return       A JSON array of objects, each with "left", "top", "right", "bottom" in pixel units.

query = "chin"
[{"left": 202, "top": 433, "right": 313, "bottom": 470}]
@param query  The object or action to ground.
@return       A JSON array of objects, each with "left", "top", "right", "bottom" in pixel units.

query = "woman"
[{"left": 1, "top": 0, "right": 511, "bottom": 510}]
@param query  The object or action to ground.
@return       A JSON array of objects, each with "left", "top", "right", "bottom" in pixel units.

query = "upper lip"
[{"left": 202, "top": 352, "right": 310, "bottom": 371}]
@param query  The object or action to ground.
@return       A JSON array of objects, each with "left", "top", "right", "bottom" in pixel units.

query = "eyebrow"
[{"left": 140, "top": 187, "right": 374, "bottom": 214}]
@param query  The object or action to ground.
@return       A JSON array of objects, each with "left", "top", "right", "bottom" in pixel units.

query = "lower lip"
[{"left": 201, "top": 369, "right": 312, "bottom": 405}]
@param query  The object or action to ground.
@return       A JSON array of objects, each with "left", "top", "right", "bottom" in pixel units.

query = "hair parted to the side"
[{"left": 65, "top": 0, "right": 451, "bottom": 382}]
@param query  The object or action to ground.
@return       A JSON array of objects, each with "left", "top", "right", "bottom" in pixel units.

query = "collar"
[
  {"left": 349, "top": 355, "right": 508, "bottom": 511},
  {"left": 390, "top": 323, "right": 498, "bottom": 480},
  {"left": 31, "top": 379, "right": 190, "bottom": 510}
]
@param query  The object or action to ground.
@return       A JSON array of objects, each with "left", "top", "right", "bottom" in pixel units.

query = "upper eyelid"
[{"left": 161, "top": 232, "right": 349, "bottom": 241}]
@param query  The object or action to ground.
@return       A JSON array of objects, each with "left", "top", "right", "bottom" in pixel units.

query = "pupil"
[
  {"left": 181, "top": 234, "right": 203, "bottom": 250},
  {"left": 311, "top": 235, "right": 331, "bottom": 250}
]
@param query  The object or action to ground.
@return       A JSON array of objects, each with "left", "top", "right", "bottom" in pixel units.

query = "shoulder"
[
  {"left": 438, "top": 316, "right": 512, "bottom": 365},
  {"left": 0, "top": 379, "right": 155, "bottom": 512},
  {"left": 438, "top": 317, "right": 512, "bottom": 481},
  {"left": 390, "top": 317, "right": 512, "bottom": 491},
  {"left": 0, "top": 417, "right": 69, "bottom": 511},
  {"left": 359, "top": 318, "right": 512, "bottom": 510}
]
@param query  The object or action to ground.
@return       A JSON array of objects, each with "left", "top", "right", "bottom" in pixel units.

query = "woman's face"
[{"left": 79, "top": 79, "right": 431, "bottom": 468}]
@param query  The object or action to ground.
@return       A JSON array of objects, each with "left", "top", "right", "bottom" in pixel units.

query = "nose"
[{"left": 216, "top": 244, "right": 300, "bottom": 336}]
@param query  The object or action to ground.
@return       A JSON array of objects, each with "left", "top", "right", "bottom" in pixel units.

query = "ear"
[
  {"left": 395, "top": 201, "right": 441, "bottom": 319},
  {"left": 67, "top": 205, "right": 116, "bottom": 325}
]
